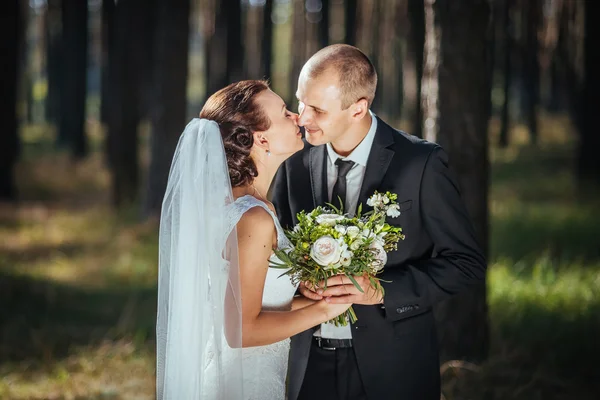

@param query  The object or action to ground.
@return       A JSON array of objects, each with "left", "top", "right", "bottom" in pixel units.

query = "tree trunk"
[
  {"left": 577, "top": 2, "right": 600, "bottom": 185},
  {"left": 421, "top": 0, "right": 439, "bottom": 142},
  {"left": 546, "top": 0, "right": 565, "bottom": 113},
  {"left": 407, "top": 0, "right": 425, "bottom": 137},
  {"left": 261, "top": 0, "right": 274, "bottom": 80},
  {"left": 562, "top": 0, "right": 582, "bottom": 133},
  {"left": 144, "top": 0, "right": 190, "bottom": 218},
  {"left": 344, "top": 0, "right": 357, "bottom": 46},
  {"left": 100, "top": 0, "right": 116, "bottom": 125},
  {"left": 547, "top": 42, "right": 564, "bottom": 113},
  {"left": 225, "top": 0, "right": 243, "bottom": 84},
  {"left": 522, "top": 0, "right": 541, "bottom": 144},
  {"left": 288, "top": 0, "right": 305, "bottom": 109},
  {"left": 318, "top": 0, "right": 330, "bottom": 49},
  {"left": 60, "top": 0, "right": 88, "bottom": 158},
  {"left": 370, "top": 0, "right": 382, "bottom": 113},
  {"left": 107, "top": 0, "right": 150, "bottom": 207},
  {"left": 389, "top": 1, "right": 405, "bottom": 120},
  {"left": 0, "top": 0, "right": 22, "bottom": 201},
  {"left": 434, "top": 0, "right": 491, "bottom": 363},
  {"left": 499, "top": 0, "right": 512, "bottom": 148},
  {"left": 45, "top": 0, "right": 63, "bottom": 125},
  {"left": 205, "top": 0, "right": 228, "bottom": 98}
]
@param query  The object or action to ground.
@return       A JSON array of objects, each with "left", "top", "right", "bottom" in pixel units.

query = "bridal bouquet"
[{"left": 271, "top": 191, "right": 405, "bottom": 326}]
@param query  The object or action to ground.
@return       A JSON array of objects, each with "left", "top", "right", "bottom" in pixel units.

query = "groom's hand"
[{"left": 317, "top": 275, "right": 383, "bottom": 306}]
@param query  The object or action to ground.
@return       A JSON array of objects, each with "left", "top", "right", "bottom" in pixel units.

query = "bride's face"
[{"left": 254, "top": 90, "right": 303, "bottom": 157}]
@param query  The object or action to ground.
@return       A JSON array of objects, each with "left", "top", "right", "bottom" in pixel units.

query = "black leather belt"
[{"left": 314, "top": 337, "right": 353, "bottom": 350}]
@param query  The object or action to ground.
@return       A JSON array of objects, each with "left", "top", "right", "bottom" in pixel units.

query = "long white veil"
[{"left": 156, "top": 118, "right": 244, "bottom": 399}]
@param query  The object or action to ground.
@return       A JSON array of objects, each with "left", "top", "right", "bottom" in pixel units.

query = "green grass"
[{"left": 1, "top": 114, "right": 599, "bottom": 399}]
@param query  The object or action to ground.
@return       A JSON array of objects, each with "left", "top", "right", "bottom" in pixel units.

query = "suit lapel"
[
  {"left": 358, "top": 118, "right": 395, "bottom": 208},
  {"left": 309, "top": 145, "right": 328, "bottom": 208}
]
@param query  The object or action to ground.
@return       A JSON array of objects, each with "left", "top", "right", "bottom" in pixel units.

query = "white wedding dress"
[{"left": 202, "top": 195, "right": 299, "bottom": 399}]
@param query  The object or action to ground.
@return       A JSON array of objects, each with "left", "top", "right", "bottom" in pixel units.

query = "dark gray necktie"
[{"left": 331, "top": 159, "right": 355, "bottom": 210}]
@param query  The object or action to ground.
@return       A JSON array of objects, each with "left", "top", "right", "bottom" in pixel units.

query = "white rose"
[
  {"left": 386, "top": 204, "right": 400, "bottom": 218},
  {"left": 315, "top": 213, "right": 345, "bottom": 227},
  {"left": 310, "top": 235, "right": 343, "bottom": 266},
  {"left": 383, "top": 194, "right": 390, "bottom": 204},
  {"left": 370, "top": 242, "right": 388, "bottom": 272},
  {"left": 346, "top": 226, "right": 360, "bottom": 239},
  {"left": 334, "top": 225, "right": 347, "bottom": 235}
]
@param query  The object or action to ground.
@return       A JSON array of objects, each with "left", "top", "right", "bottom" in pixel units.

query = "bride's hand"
[
  {"left": 316, "top": 297, "right": 353, "bottom": 321},
  {"left": 298, "top": 281, "right": 323, "bottom": 301}
]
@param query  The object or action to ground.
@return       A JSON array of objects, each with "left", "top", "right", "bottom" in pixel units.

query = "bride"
[{"left": 156, "top": 80, "right": 352, "bottom": 399}]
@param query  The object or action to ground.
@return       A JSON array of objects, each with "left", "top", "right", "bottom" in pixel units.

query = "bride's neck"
[
  {"left": 251, "top": 162, "right": 277, "bottom": 201},
  {"left": 232, "top": 161, "right": 279, "bottom": 202}
]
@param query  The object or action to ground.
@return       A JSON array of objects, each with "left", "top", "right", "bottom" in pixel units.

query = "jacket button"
[{"left": 396, "top": 307, "right": 403, "bottom": 314}]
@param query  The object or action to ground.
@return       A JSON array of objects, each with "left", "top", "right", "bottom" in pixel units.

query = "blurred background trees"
[{"left": 1, "top": 1, "right": 599, "bottom": 398}]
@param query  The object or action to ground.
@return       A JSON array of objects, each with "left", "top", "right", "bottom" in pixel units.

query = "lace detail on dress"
[{"left": 208, "top": 195, "right": 298, "bottom": 399}]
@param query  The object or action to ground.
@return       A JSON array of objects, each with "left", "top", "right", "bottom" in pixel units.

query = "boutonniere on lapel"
[{"left": 270, "top": 191, "right": 405, "bottom": 327}]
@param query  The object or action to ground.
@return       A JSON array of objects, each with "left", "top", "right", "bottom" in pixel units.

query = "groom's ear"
[{"left": 350, "top": 98, "right": 369, "bottom": 120}]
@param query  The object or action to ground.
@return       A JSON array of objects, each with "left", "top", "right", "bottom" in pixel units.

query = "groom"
[{"left": 271, "top": 44, "right": 486, "bottom": 400}]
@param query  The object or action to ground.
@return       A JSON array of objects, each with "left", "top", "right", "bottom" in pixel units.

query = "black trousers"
[{"left": 297, "top": 340, "right": 368, "bottom": 400}]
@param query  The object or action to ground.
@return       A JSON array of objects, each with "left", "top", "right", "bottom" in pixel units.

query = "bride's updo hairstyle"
[{"left": 199, "top": 80, "right": 271, "bottom": 188}]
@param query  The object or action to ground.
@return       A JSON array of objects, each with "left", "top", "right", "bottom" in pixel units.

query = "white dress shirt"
[{"left": 316, "top": 111, "right": 378, "bottom": 339}]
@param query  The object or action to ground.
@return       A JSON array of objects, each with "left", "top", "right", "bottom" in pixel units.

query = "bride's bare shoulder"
[{"left": 236, "top": 206, "right": 276, "bottom": 242}]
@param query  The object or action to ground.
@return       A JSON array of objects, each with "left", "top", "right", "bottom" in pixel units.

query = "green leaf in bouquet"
[
  {"left": 269, "top": 261, "right": 290, "bottom": 269},
  {"left": 324, "top": 197, "right": 343, "bottom": 214},
  {"left": 277, "top": 270, "right": 293, "bottom": 279},
  {"left": 347, "top": 274, "right": 364, "bottom": 293},
  {"left": 368, "top": 275, "right": 379, "bottom": 289},
  {"left": 356, "top": 202, "right": 362, "bottom": 218}
]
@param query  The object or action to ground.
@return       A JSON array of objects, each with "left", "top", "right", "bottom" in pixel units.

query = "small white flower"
[
  {"left": 310, "top": 235, "right": 343, "bottom": 266},
  {"left": 350, "top": 239, "right": 362, "bottom": 251},
  {"left": 334, "top": 225, "right": 347, "bottom": 235},
  {"left": 346, "top": 226, "right": 360, "bottom": 239},
  {"left": 386, "top": 204, "right": 400, "bottom": 218},
  {"left": 370, "top": 242, "right": 388, "bottom": 272},
  {"left": 315, "top": 213, "right": 345, "bottom": 227},
  {"left": 375, "top": 233, "right": 387, "bottom": 246},
  {"left": 340, "top": 249, "right": 353, "bottom": 266},
  {"left": 368, "top": 193, "right": 390, "bottom": 209},
  {"left": 293, "top": 224, "right": 301, "bottom": 233},
  {"left": 362, "top": 228, "right": 376, "bottom": 240}
]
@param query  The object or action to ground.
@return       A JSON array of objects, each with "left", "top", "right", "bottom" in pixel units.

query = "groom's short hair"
[{"left": 306, "top": 44, "right": 377, "bottom": 109}]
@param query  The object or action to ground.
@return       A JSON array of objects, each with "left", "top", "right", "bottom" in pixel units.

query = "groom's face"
[{"left": 296, "top": 69, "right": 351, "bottom": 147}]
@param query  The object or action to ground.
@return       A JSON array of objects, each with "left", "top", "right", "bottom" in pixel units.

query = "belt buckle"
[{"left": 316, "top": 337, "right": 336, "bottom": 351}]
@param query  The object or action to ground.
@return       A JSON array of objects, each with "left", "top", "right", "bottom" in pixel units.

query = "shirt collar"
[{"left": 326, "top": 110, "right": 378, "bottom": 167}]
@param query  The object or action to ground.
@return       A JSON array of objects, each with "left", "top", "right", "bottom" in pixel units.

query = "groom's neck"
[{"left": 331, "top": 113, "right": 372, "bottom": 157}]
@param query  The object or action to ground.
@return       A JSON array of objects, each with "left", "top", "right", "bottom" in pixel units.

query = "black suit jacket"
[{"left": 271, "top": 117, "right": 486, "bottom": 400}]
